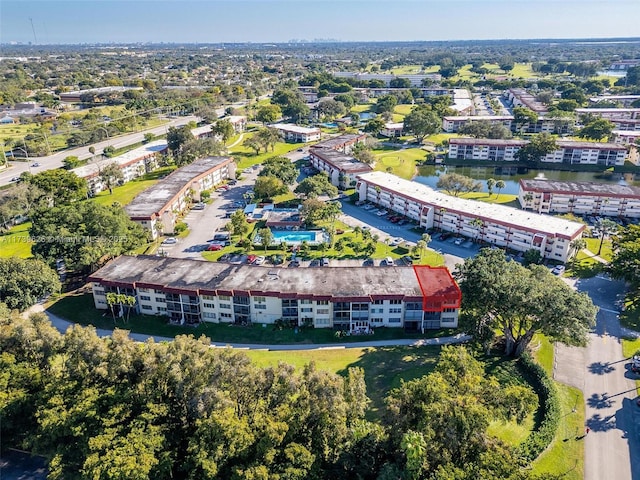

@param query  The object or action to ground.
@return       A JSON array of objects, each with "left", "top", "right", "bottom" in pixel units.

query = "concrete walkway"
[
  {"left": 226, "top": 132, "right": 245, "bottom": 149},
  {"left": 579, "top": 248, "right": 609, "bottom": 265},
  {"left": 27, "top": 304, "right": 471, "bottom": 351}
]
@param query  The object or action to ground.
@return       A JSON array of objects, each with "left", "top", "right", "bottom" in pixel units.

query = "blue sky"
[{"left": 2, "top": 0, "right": 639, "bottom": 44}]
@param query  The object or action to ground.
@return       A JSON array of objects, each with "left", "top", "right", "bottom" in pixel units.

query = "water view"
[{"left": 415, "top": 165, "right": 639, "bottom": 195}]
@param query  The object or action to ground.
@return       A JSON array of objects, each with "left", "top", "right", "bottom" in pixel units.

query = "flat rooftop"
[
  {"left": 520, "top": 179, "right": 640, "bottom": 198},
  {"left": 576, "top": 108, "right": 640, "bottom": 114},
  {"left": 191, "top": 124, "right": 213, "bottom": 137},
  {"left": 88, "top": 255, "right": 452, "bottom": 300},
  {"left": 358, "top": 171, "right": 585, "bottom": 239},
  {"left": 443, "top": 115, "right": 514, "bottom": 121},
  {"left": 269, "top": 123, "right": 321, "bottom": 134},
  {"left": 313, "top": 133, "right": 366, "bottom": 150},
  {"left": 311, "top": 148, "right": 373, "bottom": 174},
  {"left": 72, "top": 140, "right": 167, "bottom": 178},
  {"left": 125, "top": 156, "right": 232, "bottom": 219},
  {"left": 450, "top": 137, "right": 625, "bottom": 150}
]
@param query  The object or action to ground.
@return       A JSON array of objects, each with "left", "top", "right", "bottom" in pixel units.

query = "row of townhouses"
[
  {"left": 448, "top": 138, "right": 629, "bottom": 166},
  {"left": 519, "top": 179, "right": 640, "bottom": 218},
  {"left": 125, "top": 156, "right": 235, "bottom": 238},
  {"left": 88, "top": 256, "right": 462, "bottom": 332},
  {"left": 72, "top": 140, "right": 168, "bottom": 195},
  {"left": 356, "top": 171, "right": 585, "bottom": 262}
]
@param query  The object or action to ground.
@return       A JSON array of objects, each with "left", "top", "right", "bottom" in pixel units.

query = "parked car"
[
  {"left": 206, "top": 244, "right": 223, "bottom": 251},
  {"left": 31, "top": 162, "right": 40, "bottom": 167},
  {"left": 376, "top": 210, "right": 388, "bottom": 216},
  {"left": 289, "top": 259, "right": 301, "bottom": 267},
  {"left": 551, "top": 265, "right": 566, "bottom": 275},
  {"left": 384, "top": 257, "right": 394, "bottom": 266},
  {"left": 218, "top": 254, "right": 231, "bottom": 262},
  {"left": 321, "top": 258, "right": 330, "bottom": 267},
  {"left": 363, "top": 258, "right": 374, "bottom": 267},
  {"left": 402, "top": 256, "right": 413, "bottom": 265},
  {"left": 191, "top": 202, "right": 205, "bottom": 210},
  {"left": 247, "top": 255, "right": 257, "bottom": 264},
  {"left": 161, "top": 237, "right": 177, "bottom": 246},
  {"left": 254, "top": 256, "right": 266, "bottom": 265},
  {"left": 454, "top": 237, "right": 464, "bottom": 246}
]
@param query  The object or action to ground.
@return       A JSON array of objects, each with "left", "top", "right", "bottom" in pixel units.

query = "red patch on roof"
[{"left": 412, "top": 265, "right": 461, "bottom": 312}]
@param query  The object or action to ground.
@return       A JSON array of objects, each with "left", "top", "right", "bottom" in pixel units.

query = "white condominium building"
[
  {"left": 519, "top": 179, "right": 640, "bottom": 218},
  {"left": 268, "top": 123, "right": 322, "bottom": 143},
  {"left": 356, "top": 172, "right": 585, "bottom": 262},
  {"left": 88, "top": 255, "right": 462, "bottom": 332}
]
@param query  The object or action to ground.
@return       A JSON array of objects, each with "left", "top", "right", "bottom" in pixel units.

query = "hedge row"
[{"left": 516, "top": 353, "right": 561, "bottom": 463}]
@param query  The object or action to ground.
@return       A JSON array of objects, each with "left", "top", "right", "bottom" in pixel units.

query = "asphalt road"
[
  {"left": 555, "top": 275, "right": 640, "bottom": 480},
  {"left": 0, "top": 115, "right": 199, "bottom": 186}
]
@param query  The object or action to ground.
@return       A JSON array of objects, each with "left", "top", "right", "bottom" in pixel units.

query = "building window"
[
  {"left": 220, "top": 303, "right": 231, "bottom": 309},
  {"left": 141, "top": 305, "right": 153, "bottom": 311},
  {"left": 202, "top": 295, "right": 215, "bottom": 300},
  {"left": 443, "top": 307, "right": 457, "bottom": 313},
  {"left": 155, "top": 297, "right": 166, "bottom": 303},
  {"left": 389, "top": 307, "right": 402, "bottom": 314},
  {"left": 442, "top": 317, "right": 456, "bottom": 323},
  {"left": 203, "top": 312, "right": 216, "bottom": 319},
  {"left": 389, "top": 318, "right": 401, "bottom": 323},
  {"left": 219, "top": 295, "right": 231, "bottom": 301},
  {"left": 220, "top": 312, "right": 232, "bottom": 319},
  {"left": 389, "top": 299, "right": 402, "bottom": 305},
  {"left": 316, "top": 300, "right": 329, "bottom": 305},
  {"left": 300, "top": 299, "right": 312, "bottom": 305},
  {"left": 253, "top": 296, "right": 266, "bottom": 303},
  {"left": 373, "top": 299, "right": 383, "bottom": 305},
  {"left": 158, "top": 307, "right": 167, "bottom": 312},
  {"left": 138, "top": 288, "right": 149, "bottom": 293},
  {"left": 317, "top": 308, "right": 329, "bottom": 314},
  {"left": 301, "top": 307, "right": 313, "bottom": 313},
  {"left": 139, "top": 295, "right": 151, "bottom": 301},
  {"left": 316, "top": 318, "right": 330, "bottom": 325},
  {"left": 203, "top": 302, "right": 215, "bottom": 309},
  {"left": 154, "top": 289, "right": 164, "bottom": 294},
  {"left": 254, "top": 304, "right": 266, "bottom": 310}
]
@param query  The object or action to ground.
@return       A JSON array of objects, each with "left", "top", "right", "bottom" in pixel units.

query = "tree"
[
  {"left": 609, "top": 225, "right": 640, "bottom": 307},
  {"left": 294, "top": 173, "right": 338, "bottom": 199},
  {"left": 257, "top": 227, "right": 274, "bottom": 253},
  {"left": 30, "top": 202, "right": 147, "bottom": 272},
  {"left": 364, "top": 117, "right": 385, "bottom": 136},
  {"left": 515, "top": 133, "right": 558, "bottom": 165},
  {"left": 300, "top": 198, "right": 330, "bottom": 227},
  {"left": 317, "top": 99, "right": 346, "bottom": 120},
  {"left": 352, "top": 143, "right": 376, "bottom": 165},
  {"left": 454, "top": 249, "right": 597, "bottom": 356},
  {"left": 228, "top": 210, "right": 250, "bottom": 238},
  {"left": 176, "top": 138, "right": 225, "bottom": 167},
  {"left": 0, "top": 257, "right": 61, "bottom": 311},
  {"left": 271, "top": 89, "right": 309, "bottom": 122},
  {"left": 375, "top": 95, "right": 398, "bottom": 114},
  {"left": 259, "top": 156, "right": 299, "bottom": 184},
  {"left": 254, "top": 175, "right": 288, "bottom": 200},
  {"left": 102, "top": 145, "right": 116, "bottom": 158},
  {"left": 596, "top": 218, "right": 618, "bottom": 256},
  {"left": 212, "top": 119, "right": 235, "bottom": 144},
  {"left": 254, "top": 127, "right": 282, "bottom": 153},
  {"left": 403, "top": 105, "right": 440, "bottom": 143},
  {"left": 436, "top": 173, "right": 482, "bottom": 197},
  {"left": 570, "top": 238, "right": 587, "bottom": 258},
  {"left": 143, "top": 132, "right": 156, "bottom": 144},
  {"left": 256, "top": 104, "right": 282, "bottom": 124},
  {"left": 98, "top": 163, "right": 124, "bottom": 194},
  {"left": 24, "top": 169, "right": 88, "bottom": 206},
  {"left": 167, "top": 125, "right": 193, "bottom": 157},
  {"left": 495, "top": 179, "right": 506, "bottom": 198},
  {"left": 458, "top": 120, "right": 511, "bottom": 139},
  {"left": 486, "top": 178, "right": 495, "bottom": 197},
  {"left": 578, "top": 118, "right": 615, "bottom": 141},
  {"left": 62, "top": 156, "right": 81, "bottom": 170},
  {"left": 513, "top": 107, "right": 538, "bottom": 134}
]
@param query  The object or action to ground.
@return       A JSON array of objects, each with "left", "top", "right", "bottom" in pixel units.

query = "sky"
[{"left": 1, "top": 0, "right": 640, "bottom": 45}]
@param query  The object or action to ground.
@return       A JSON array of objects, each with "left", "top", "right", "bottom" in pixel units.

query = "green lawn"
[
  {"left": 461, "top": 191, "right": 519, "bottom": 207},
  {"left": 351, "top": 103, "right": 375, "bottom": 114},
  {"left": 584, "top": 237, "right": 613, "bottom": 262},
  {"left": 424, "top": 133, "right": 461, "bottom": 145},
  {"left": 567, "top": 251, "right": 605, "bottom": 278},
  {"left": 372, "top": 147, "right": 427, "bottom": 179},
  {"left": 530, "top": 333, "right": 585, "bottom": 480},
  {"left": 229, "top": 137, "right": 302, "bottom": 170},
  {"left": 91, "top": 167, "right": 175, "bottom": 206},
  {"left": 393, "top": 104, "right": 413, "bottom": 116},
  {"left": 622, "top": 337, "right": 640, "bottom": 395},
  {"left": 0, "top": 221, "right": 33, "bottom": 258}
]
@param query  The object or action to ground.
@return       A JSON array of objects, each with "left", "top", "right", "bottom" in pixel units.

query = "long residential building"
[
  {"left": 72, "top": 140, "right": 167, "bottom": 195},
  {"left": 312, "top": 133, "right": 367, "bottom": 153},
  {"left": 442, "top": 115, "right": 514, "bottom": 133},
  {"left": 448, "top": 137, "right": 628, "bottom": 166},
  {"left": 609, "top": 118, "right": 640, "bottom": 131},
  {"left": 87, "top": 255, "right": 462, "bottom": 331},
  {"left": 518, "top": 179, "right": 640, "bottom": 218},
  {"left": 575, "top": 108, "right": 640, "bottom": 120},
  {"left": 333, "top": 72, "right": 442, "bottom": 87},
  {"left": 589, "top": 95, "right": 640, "bottom": 107},
  {"left": 505, "top": 88, "right": 548, "bottom": 114},
  {"left": 125, "top": 156, "right": 235, "bottom": 238},
  {"left": 269, "top": 123, "right": 321, "bottom": 143},
  {"left": 308, "top": 147, "right": 372, "bottom": 188},
  {"left": 612, "top": 130, "right": 640, "bottom": 146},
  {"left": 356, "top": 171, "right": 585, "bottom": 262}
]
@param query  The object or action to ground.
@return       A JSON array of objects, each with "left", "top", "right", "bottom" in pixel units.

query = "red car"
[
  {"left": 247, "top": 254, "right": 257, "bottom": 264},
  {"left": 206, "top": 244, "right": 223, "bottom": 251}
]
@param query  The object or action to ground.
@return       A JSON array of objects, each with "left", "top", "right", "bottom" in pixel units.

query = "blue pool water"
[{"left": 271, "top": 230, "right": 318, "bottom": 243}]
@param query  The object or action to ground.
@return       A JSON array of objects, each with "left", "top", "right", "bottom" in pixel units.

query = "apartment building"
[
  {"left": 88, "top": 255, "right": 462, "bottom": 332},
  {"left": 226, "top": 115, "right": 247, "bottom": 132},
  {"left": 72, "top": 140, "right": 167, "bottom": 195},
  {"left": 612, "top": 130, "right": 640, "bottom": 146},
  {"left": 589, "top": 95, "right": 640, "bottom": 107},
  {"left": 609, "top": 118, "right": 640, "bottom": 131},
  {"left": 308, "top": 147, "right": 373, "bottom": 188},
  {"left": 333, "top": 72, "right": 442, "bottom": 87},
  {"left": 505, "top": 88, "right": 548, "bottom": 114},
  {"left": 312, "top": 133, "right": 367, "bottom": 153},
  {"left": 519, "top": 179, "right": 640, "bottom": 218},
  {"left": 59, "top": 86, "right": 143, "bottom": 103},
  {"left": 380, "top": 122, "right": 404, "bottom": 138},
  {"left": 448, "top": 138, "right": 628, "bottom": 166},
  {"left": 269, "top": 123, "right": 322, "bottom": 143},
  {"left": 442, "top": 115, "right": 514, "bottom": 133},
  {"left": 575, "top": 108, "right": 640, "bottom": 121},
  {"left": 125, "top": 156, "right": 235, "bottom": 238},
  {"left": 356, "top": 172, "right": 585, "bottom": 262}
]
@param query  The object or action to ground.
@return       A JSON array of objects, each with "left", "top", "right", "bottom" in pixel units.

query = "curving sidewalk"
[{"left": 28, "top": 304, "right": 471, "bottom": 351}]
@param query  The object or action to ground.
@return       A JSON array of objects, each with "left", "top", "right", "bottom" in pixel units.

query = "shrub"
[
  {"left": 174, "top": 222, "right": 188, "bottom": 234},
  {"left": 516, "top": 353, "right": 560, "bottom": 463}
]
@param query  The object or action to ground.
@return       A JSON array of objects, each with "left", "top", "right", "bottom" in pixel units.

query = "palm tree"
[
  {"left": 597, "top": 219, "right": 618, "bottom": 256},
  {"left": 486, "top": 178, "right": 496, "bottom": 197},
  {"left": 495, "top": 180, "right": 506, "bottom": 198},
  {"left": 353, "top": 226, "right": 362, "bottom": 238},
  {"left": 124, "top": 295, "right": 136, "bottom": 323},
  {"left": 522, "top": 192, "right": 534, "bottom": 209},
  {"left": 106, "top": 292, "right": 118, "bottom": 323},
  {"left": 570, "top": 238, "right": 587, "bottom": 258},
  {"left": 416, "top": 240, "right": 426, "bottom": 263},
  {"left": 470, "top": 218, "right": 484, "bottom": 242}
]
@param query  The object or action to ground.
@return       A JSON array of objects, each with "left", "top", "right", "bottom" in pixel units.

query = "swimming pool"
[{"left": 255, "top": 230, "right": 327, "bottom": 245}]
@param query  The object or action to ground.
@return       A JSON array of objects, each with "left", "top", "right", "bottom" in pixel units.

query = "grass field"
[
  {"left": 91, "top": 167, "right": 175, "bottom": 206},
  {"left": 461, "top": 191, "right": 519, "bottom": 207},
  {"left": 372, "top": 147, "right": 427, "bottom": 179},
  {"left": 584, "top": 237, "right": 613, "bottom": 262},
  {"left": 622, "top": 337, "right": 640, "bottom": 395},
  {"left": 229, "top": 136, "right": 302, "bottom": 170},
  {"left": 0, "top": 221, "right": 33, "bottom": 258},
  {"left": 393, "top": 104, "right": 413, "bottom": 116},
  {"left": 424, "top": 133, "right": 460, "bottom": 145}
]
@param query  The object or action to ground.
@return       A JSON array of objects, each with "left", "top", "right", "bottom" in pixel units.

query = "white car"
[
  {"left": 454, "top": 237, "right": 464, "bottom": 246},
  {"left": 161, "top": 237, "right": 177, "bottom": 246},
  {"left": 551, "top": 265, "right": 566, "bottom": 275},
  {"left": 254, "top": 256, "right": 266, "bottom": 265},
  {"left": 389, "top": 237, "right": 403, "bottom": 246},
  {"left": 376, "top": 209, "right": 388, "bottom": 216}
]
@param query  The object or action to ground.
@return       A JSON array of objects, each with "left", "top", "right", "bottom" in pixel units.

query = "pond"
[{"left": 415, "top": 165, "right": 639, "bottom": 195}]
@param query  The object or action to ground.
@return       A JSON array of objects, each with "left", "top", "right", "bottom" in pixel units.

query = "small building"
[
  {"left": 0, "top": 102, "right": 57, "bottom": 121},
  {"left": 191, "top": 124, "right": 216, "bottom": 140},
  {"left": 87, "top": 255, "right": 461, "bottom": 331},
  {"left": 451, "top": 89, "right": 475, "bottom": 116},
  {"left": 312, "top": 133, "right": 368, "bottom": 153},
  {"left": 356, "top": 171, "right": 585, "bottom": 262},
  {"left": 308, "top": 147, "right": 373, "bottom": 188},
  {"left": 380, "top": 122, "right": 404, "bottom": 138},
  {"left": 225, "top": 115, "right": 247, "bottom": 132},
  {"left": 72, "top": 140, "right": 168, "bottom": 195},
  {"left": 264, "top": 208, "right": 303, "bottom": 228},
  {"left": 611, "top": 130, "right": 640, "bottom": 146},
  {"left": 125, "top": 156, "right": 235, "bottom": 238},
  {"left": 609, "top": 118, "right": 640, "bottom": 131},
  {"left": 442, "top": 115, "right": 514, "bottom": 133},
  {"left": 519, "top": 179, "right": 640, "bottom": 218},
  {"left": 589, "top": 95, "right": 640, "bottom": 107},
  {"left": 268, "top": 123, "right": 322, "bottom": 143},
  {"left": 332, "top": 72, "right": 442, "bottom": 87}
]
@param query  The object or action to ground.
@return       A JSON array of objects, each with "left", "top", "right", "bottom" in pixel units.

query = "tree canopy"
[
  {"left": 578, "top": 118, "right": 614, "bottom": 141},
  {"left": 436, "top": 172, "right": 482, "bottom": 197},
  {"left": 609, "top": 224, "right": 640, "bottom": 310},
  {"left": 454, "top": 249, "right": 597, "bottom": 356},
  {"left": 294, "top": 173, "right": 338, "bottom": 199},
  {"left": 253, "top": 175, "right": 288, "bottom": 200},
  {"left": 403, "top": 105, "right": 441, "bottom": 143},
  {"left": 259, "top": 156, "right": 299, "bottom": 185},
  {"left": 22, "top": 169, "right": 88, "bottom": 206},
  {"left": 515, "top": 133, "right": 558, "bottom": 165},
  {"left": 0, "top": 257, "right": 61, "bottom": 311}
]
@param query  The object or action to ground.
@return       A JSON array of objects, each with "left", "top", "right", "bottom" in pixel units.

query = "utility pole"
[{"left": 29, "top": 17, "right": 38, "bottom": 44}]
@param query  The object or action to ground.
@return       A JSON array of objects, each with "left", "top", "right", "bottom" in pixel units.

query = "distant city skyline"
[{"left": 2, "top": 0, "right": 640, "bottom": 45}]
